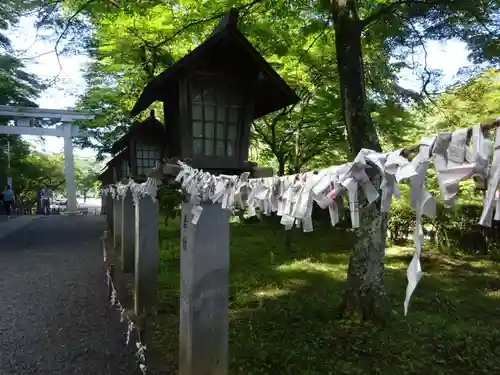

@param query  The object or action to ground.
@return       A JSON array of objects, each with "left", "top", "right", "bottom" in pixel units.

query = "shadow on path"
[{"left": 0, "top": 215, "right": 135, "bottom": 375}]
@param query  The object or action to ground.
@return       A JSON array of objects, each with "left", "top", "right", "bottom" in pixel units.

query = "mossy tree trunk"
[
  {"left": 342, "top": 170, "right": 389, "bottom": 320},
  {"left": 330, "top": 0, "right": 389, "bottom": 320}
]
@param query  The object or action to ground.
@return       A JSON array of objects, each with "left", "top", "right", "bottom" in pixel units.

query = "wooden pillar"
[
  {"left": 113, "top": 196, "right": 123, "bottom": 249},
  {"left": 134, "top": 194, "right": 159, "bottom": 315},
  {"left": 121, "top": 189, "right": 135, "bottom": 274},
  {"left": 179, "top": 203, "right": 230, "bottom": 375}
]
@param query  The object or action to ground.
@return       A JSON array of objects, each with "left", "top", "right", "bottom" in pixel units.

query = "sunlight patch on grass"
[
  {"left": 276, "top": 258, "right": 346, "bottom": 279},
  {"left": 386, "top": 245, "right": 414, "bottom": 256},
  {"left": 254, "top": 286, "right": 290, "bottom": 299},
  {"left": 385, "top": 261, "right": 408, "bottom": 270},
  {"left": 230, "top": 286, "right": 293, "bottom": 311},
  {"left": 485, "top": 290, "right": 500, "bottom": 298}
]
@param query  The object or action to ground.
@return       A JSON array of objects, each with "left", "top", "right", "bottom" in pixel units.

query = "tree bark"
[
  {"left": 333, "top": 8, "right": 381, "bottom": 154},
  {"left": 342, "top": 169, "right": 389, "bottom": 321},
  {"left": 277, "top": 156, "right": 286, "bottom": 176},
  {"left": 331, "top": 0, "right": 388, "bottom": 320}
]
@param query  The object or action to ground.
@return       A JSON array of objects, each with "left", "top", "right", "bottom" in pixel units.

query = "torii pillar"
[{"left": 63, "top": 122, "right": 78, "bottom": 213}]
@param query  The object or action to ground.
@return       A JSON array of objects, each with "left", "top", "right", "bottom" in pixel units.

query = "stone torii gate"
[{"left": 0, "top": 105, "right": 94, "bottom": 214}]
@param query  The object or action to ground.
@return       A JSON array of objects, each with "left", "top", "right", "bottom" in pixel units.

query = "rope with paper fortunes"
[
  {"left": 101, "top": 232, "right": 147, "bottom": 375},
  {"left": 163, "top": 117, "right": 500, "bottom": 315},
  {"left": 101, "top": 177, "right": 159, "bottom": 205},
  {"left": 101, "top": 117, "right": 500, "bottom": 314}
]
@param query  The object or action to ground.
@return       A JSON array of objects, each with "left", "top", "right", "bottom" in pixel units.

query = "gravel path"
[{"left": 0, "top": 215, "right": 135, "bottom": 375}]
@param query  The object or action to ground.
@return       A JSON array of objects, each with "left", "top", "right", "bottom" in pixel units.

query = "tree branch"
[
  {"left": 361, "top": 1, "right": 405, "bottom": 28},
  {"left": 252, "top": 121, "right": 273, "bottom": 146},
  {"left": 151, "top": 0, "right": 267, "bottom": 50},
  {"left": 38, "top": 0, "right": 97, "bottom": 85},
  {"left": 360, "top": 0, "right": 437, "bottom": 29}
]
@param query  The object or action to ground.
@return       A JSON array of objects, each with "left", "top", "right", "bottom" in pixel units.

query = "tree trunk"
[
  {"left": 342, "top": 169, "right": 389, "bottom": 321},
  {"left": 332, "top": 2, "right": 388, "bottom": 320},
  {"left": 334, "top": 14, "right": 380, "bottom": 153},
  {"left": 277, "top": 156, "right": 286, "bottom": 176}
]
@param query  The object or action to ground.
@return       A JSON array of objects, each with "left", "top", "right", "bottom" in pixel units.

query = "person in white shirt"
[{"left": 40, "top": 188, "right": 53, "bottom": 216}]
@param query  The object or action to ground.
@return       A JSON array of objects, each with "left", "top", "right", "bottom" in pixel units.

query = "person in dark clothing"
[{"left": 3, "top": 185, "right": 14, "bottom": 217}]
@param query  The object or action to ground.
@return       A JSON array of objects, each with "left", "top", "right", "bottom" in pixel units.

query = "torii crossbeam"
[{"left": 0, "top": 105, "right": 95, "bottom": 214}]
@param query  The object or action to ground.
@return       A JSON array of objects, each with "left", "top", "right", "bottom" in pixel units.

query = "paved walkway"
[
  {"left": 0, "top": 215, "right": 40, "bottom": 239},
  {"left": 0, "top": 215, "right": 134, "bottom": 375}
]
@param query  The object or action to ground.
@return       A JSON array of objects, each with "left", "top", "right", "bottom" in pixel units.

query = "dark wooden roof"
[
  {"left": 98, "top": 166, "right": 113, "bottom": 183},
  {"left": 111, "top": 111, "right": 165, "bottom": 154},
  {"left": 107, "top": 147, "right": 130, "bottom": 166},
  {"left": 131, "top": 8, "right": 299, "bottom": 119}
]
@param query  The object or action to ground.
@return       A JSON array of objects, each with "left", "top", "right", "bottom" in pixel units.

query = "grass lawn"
[{"left": 148, "top": 219, "right": 500, "bottom": 375}]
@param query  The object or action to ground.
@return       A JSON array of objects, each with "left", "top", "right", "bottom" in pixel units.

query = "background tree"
[
  {"left": 75, "top": 155, "right": 101, "bottom": 200},
  {"left": 0, "top": 137, "right": 67, "bottom": 205},
  {"left": 419, "top": 68, "right": 500, "bottom": 132}
]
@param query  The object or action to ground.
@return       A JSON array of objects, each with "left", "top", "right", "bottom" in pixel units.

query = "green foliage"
[
  {"left": 158, "top": 184, "right": 184, "bottom": 225},
  {"left": 75, "top": 165, "right": 100, "bottom": 197},
  {"left": 418, "top": 68, "right": 500, "bottom": 134},
  {"left": 0, "top": 1, "right": 45, "bottom": 108},
  {"left": 388, "top": 184, "right": 498, "bottom": 258},
  {"left": 0, "top": 0, "right": 46, "bottom": 49},
  {"left": 0, "top": 55, "right": 44, "bottom": 107},
  {"left": 41, "top": 0, "right": 497, "bottom": 167}
]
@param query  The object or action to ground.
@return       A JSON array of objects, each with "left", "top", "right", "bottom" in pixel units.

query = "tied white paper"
[
  {"left": 467, "top": 125, "right": 493, "bottom": 189},
  {"left": 447, "top": 129, "right": 468, "bottom": 166},
  {"left": 480, "top": 127, "right": 500, "bottom": 227},
  {"left": 364, "top": 150, "right": 400, "bottom": 213},
  {"left": 102, "top": 177, "right": 160, "bottom": 206},
  {"left": 403, "top": 139, "right": 436, "bottom": 315},
  {"left": 435, "top": 126, "right": 493, "bottom": 208},
  {"left": 432, "top": 132, "right": 452, "bottom": 205},
  {"left": 495, "top": 190, "right": 500, "bottom": 221}
]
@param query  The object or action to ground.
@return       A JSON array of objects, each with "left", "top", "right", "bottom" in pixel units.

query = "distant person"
[
  {"left": 3, "top": 185, "right": 14, "bottom": 218},
  {"left": 40, "top": 188, "right": 53, "bottom": 216}
]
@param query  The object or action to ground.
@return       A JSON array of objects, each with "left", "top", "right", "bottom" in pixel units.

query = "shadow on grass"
[{"left": 149, "top": 221, "right": 500, "bottom": 375}]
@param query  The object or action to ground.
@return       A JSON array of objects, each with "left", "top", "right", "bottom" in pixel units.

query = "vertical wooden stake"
[
  {"left": 121, "top": 190, "right": 135, "bottom": 273},
  {"left": 113, "top": 197, "right": 123, "bottom": 249},
  {"left": 179, "top": 203, "right": 230, "bottom": 375},
  {"left": 134, "top": 195, "right": 159, "bottom": 316}
]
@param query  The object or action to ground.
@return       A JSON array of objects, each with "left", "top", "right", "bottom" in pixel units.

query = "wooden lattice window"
[
  {"left": 120, "top": 160, "right": 129, "bottom": 179},
  {"left": 136, "top": 143, "right": 161, "bottom": 175},
  {"left": 189, "top": 82, "right": 241, "bottom": 157}
]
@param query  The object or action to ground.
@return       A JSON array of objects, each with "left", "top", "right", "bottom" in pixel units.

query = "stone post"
[
  {"left": 106, "top": 195, "right": 114, "bottom": 232},
  {"left": 134, "top": 194, "right": 159, "bottom": 315},
  {"left": 121, "top": 189, "right": 135, "bottom": 273},
  {"left": 179, "top": 202, "right": 230, "bottom": 375},
  {"left": 113, "top": 196, "right": 123, "bottom": 249}
]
